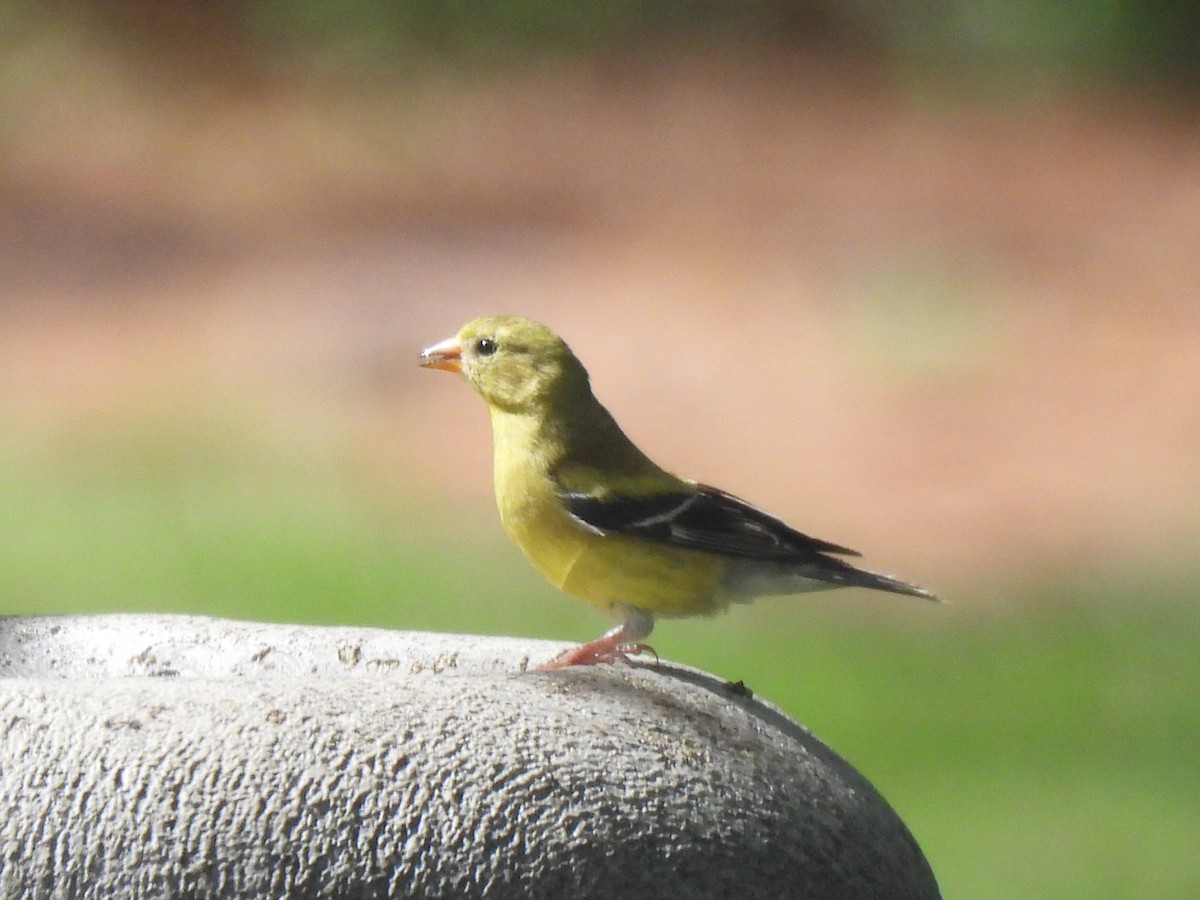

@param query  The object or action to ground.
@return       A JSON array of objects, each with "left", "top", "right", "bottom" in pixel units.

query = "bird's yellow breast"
[{"left": 489, "top": 409, "right": 726, "bottom": 619}]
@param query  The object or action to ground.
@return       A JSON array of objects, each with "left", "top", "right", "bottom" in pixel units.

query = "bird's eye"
[{"left": 475, "top": 337, "right": 498, "bottom": 356}]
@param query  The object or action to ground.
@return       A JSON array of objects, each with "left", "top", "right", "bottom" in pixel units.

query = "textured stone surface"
[{"left": 0, "top": 614, "right": 939, "bottom": 899}]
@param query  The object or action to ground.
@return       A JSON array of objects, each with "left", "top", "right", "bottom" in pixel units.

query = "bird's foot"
[{"left": 536, "top": 638, "right": 658, "bottom": 670}]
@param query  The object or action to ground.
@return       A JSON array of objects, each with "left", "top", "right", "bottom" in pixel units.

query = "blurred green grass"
[{"left": 1, "top": 411, "right": 1197, "bottom": 899}]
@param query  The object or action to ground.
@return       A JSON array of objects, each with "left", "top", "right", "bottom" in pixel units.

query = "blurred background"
[{"left": 2, "top": 1, "right": 1198, "bottom": 896}]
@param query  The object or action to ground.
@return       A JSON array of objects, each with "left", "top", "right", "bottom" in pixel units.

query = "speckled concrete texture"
[{"left": 0, "top": 614, "right": 939, "bottom": 899}]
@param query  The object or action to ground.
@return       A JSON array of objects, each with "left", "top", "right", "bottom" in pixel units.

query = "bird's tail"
[{"left": 811, "top": 558, "right": 939, "bottom": 601}]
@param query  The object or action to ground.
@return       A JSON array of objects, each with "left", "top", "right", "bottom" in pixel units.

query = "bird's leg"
[{"left": 537, "top": 609, "right": 655, "bottom": 670}]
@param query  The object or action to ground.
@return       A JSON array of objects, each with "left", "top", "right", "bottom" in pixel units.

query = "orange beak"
[{"left": 419, "top": 335, "right": 463, "bottom": 373}]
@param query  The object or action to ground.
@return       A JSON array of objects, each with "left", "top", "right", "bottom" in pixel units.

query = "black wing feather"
[{"left": 563, "top": 483, "right": 862, "bottom": 563}]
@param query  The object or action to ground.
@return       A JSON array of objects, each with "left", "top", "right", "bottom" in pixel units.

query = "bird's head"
[{"left": 420, "top": 315, "right": 590, "bottom": 413}]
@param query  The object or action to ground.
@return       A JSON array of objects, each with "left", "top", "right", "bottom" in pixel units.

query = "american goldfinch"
[{"left": 420, "top": 315, "right": 935, "bottom": 669}]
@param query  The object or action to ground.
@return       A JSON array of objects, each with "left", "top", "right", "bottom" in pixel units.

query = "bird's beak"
[{"left": 419, "top": 335, "right": 463, "bottom": 373}]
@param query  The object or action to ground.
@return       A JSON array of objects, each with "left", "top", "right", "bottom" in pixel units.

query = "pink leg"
[{"left": 537, "top": 610, "right": 655, "bottom": 670}]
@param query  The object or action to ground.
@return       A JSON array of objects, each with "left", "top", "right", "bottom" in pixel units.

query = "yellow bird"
[{"left": 420, "top": 315, "right": 935, "bottom": 669}]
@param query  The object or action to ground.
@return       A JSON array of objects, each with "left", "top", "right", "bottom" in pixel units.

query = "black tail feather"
[{"left": 809, "top": 558, "right": 938, "bottom": 600}]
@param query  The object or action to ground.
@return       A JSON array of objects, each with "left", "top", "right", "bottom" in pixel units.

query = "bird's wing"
[{"left": 562, "top": 483, "right": 862, "bottom": 562}]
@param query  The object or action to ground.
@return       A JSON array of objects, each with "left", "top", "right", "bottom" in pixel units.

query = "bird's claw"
[{"left": 617, "top": 642, "right": 659, "bottom": 664}]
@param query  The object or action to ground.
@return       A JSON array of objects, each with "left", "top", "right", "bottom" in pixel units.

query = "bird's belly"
[
  {"left": 500, "top": 494, "right": 725, "bottom": 618},
  {"left": 559, "top": 535, "right": 728, "bottom": 618}
]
